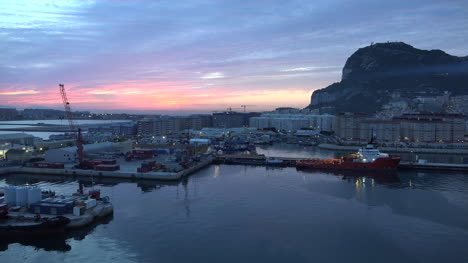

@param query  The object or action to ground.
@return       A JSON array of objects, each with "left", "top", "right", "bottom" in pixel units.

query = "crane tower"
[{"left": 59, "top": 84, "right": 84, "bottom": 164}]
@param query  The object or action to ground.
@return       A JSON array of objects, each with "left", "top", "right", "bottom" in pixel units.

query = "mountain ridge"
[{"left": 306, "top": 42, "right": 468, "bottom": 113}]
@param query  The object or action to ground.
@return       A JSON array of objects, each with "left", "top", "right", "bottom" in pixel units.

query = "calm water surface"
[{"left": 1, "top": 164, "right": 467, "bottom": 263}]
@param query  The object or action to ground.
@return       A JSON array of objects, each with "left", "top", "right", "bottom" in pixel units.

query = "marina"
[{"left": 1, "top": 164, "right": 467, "bottom": 262}]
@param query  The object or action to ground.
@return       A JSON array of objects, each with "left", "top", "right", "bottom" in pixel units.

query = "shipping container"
[
  {"left": 29, "top": 202, "right": 67, "bottom": 215},
  {"left": 92, "top": 159, "right": 117, "bottom": 165},
  {"left": 84, "top": 198, "right": 96, "bottom": 209},
  {"left": 73, "top": 206, "right": 85, "bottom": 216},
  {"left": 137, "top": 167, "right": 152, "bottom": 173},
  {"left": 34, "top": 162, "right": 65, "bottom": 169},
  {"left": 95, "top": 164, "right": 120, "bottom": 171},
  {"left": 89, "top": 189, "right": 101, "bottom": 199},
  {"left": 132, "top": 149, "right": 154, "bottom": 155}
]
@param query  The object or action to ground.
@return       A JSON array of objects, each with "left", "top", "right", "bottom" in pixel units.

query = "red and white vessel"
[{"left": 296, "top": 143, "right": 400, "bottom": 171}]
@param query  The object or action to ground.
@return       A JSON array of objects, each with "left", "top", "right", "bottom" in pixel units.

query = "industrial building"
[
  {"left": 5, "top": 149, "right": 33, "bottom": 162},
  {"left": 334, "top": 112, "right": 466, "bottom": 143},
  {"left": 249, "top": 113, "right": 335, "bottom": 132},
  {"left": 0, "top": 133, "right": 36, "bottom": 146},
  {"left": 44, "top": 141, "right": 132, "bottom": 163},
  {"left": 212, "top": 112, "right": 259, "bottom": 128},
  {"left": 0, "top": 108, "right": 19, "bottom": 120},
  {"left": 136, "top": 115, "right": 213, "bottom": 137}
]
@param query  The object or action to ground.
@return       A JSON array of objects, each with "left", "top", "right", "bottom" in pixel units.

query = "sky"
[{"left": 0, "top": 0, "right": 467, "bottom": 113}]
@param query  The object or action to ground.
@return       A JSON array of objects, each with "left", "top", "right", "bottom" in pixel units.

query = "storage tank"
[
  {"left": 15, "top": 186, "right": 28, "bottom": 207},
  {"left": 27, "top": 187, "right": 42, "bottom": 207},
  {"left": 4, "top": 186, "right": 16, "bottom": 206}
]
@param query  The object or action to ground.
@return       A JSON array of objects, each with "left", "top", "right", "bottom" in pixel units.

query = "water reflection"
[
  {"left": 297, "top": 168, "right": 401, "bottom": 185},
  {"left": 0, "top": 173, "right": 185, "bottom": 194},
  {"left": 0, "top": 214, "right": 114, "bottom": 252}
]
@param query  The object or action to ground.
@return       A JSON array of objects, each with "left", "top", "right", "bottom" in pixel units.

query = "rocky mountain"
[{"left": 306, "top": 42, "right": 468, "bottom": 113}]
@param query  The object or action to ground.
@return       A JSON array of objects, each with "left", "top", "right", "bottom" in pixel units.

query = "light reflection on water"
[{"left": 0, "top": 164, "right": 467, "bottom": 263}]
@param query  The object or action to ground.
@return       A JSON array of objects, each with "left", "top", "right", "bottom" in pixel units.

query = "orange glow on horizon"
[{"left": 0, "top": 80, "right": 315, "bottom": 112}]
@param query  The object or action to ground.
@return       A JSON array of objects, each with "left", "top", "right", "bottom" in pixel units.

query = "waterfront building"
[
  {"left": 21, "top": 109, "right": 64, "bottom": 120},
  {"left": 394, "top": 113, "right": 465, "bottom": 143},
  {"left": 137, "top": 115, "right": 213, "bottom": 137},
  {"left": 88, "top": 122, "right": 136, "bottom": 137},
  {"left": 359, "top": 120, "right": 401, "bottom": 142},
  {"left": 0, "top": 108, "right": 18, "bottom": 120},
  {"left": 212, "top": 112, "right": 246, "bottom": 128},
  {"left": 334, "top": 112, "right": 368, "bottom": 140},
  {"left": 249, "top": 113, "right": 335, "bottom": 132},
  {"left": 5, "top": 149, "right": 33, "bottom": 162},
  {"left": 196, "top": 127, "right": 257, "bottom": 139},
  {"left": 0, "top": 133, "right": 36, "bottom": 146},
  {"left": 44, "top": 141, "right": 132, "bottom": 163},
  {"left": 274, "top": 107, "right": 301, "bottom": 114},
  {"left": 334, "top": 112, "right": 466, "bottom": 143},
  {"left": 36, "top": 139, "right": 76, "bottom": 151}
]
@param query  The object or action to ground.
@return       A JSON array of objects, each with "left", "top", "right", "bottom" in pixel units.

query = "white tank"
[
  {"left": 5, "top": 186, "right": 16, "bottom": 206},
  {"left": 27, "top": 187, "right": 42, "bottom": 207},
  {"left": 15, "top": 186, "right": 29, "bottom": 207}
]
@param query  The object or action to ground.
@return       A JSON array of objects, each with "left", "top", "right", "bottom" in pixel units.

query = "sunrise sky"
[{"left": 1, "top": 0, "right": 467, "bottom": 113}]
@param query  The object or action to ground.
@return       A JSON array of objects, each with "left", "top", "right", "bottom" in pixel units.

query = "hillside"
[{"left": 306, "top": 42, "right": 468, "bottom": 113}]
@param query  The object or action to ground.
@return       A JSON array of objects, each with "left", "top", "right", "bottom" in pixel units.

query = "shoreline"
[
  {"left": 0, "top": 157, "right": 213, "bottom": 181},
  {"left": 318, "top": 143, "right": 468, "bottom": 154}
]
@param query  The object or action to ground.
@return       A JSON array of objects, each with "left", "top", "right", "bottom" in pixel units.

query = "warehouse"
[
  {"left": 44, "top": 141, "right": 132, "bottom": 163},
  {"left": 0, "top": 133, "right": 36, "bottom": 146}
]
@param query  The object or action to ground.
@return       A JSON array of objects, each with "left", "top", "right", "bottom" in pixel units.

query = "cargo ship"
[{"left": 296, "top": 143, "right": 400, "bottom": 171}]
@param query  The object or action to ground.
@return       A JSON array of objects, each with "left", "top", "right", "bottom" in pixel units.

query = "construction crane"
[
  {"left": 241, "top": 105, "right": 256, "bottom": 112},
  {"left": 59, "top": 84, "right": 84, "bottom": 166}
]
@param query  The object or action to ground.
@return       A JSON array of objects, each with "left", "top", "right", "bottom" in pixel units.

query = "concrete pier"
[
  {"left": 318, "top": 143, "right": 468, "bottom": 154},
  {"left": 0, "top": 157, "right": 213, "bottom": 181},
  {"left": 399, "top": 162, "right": 468, "bottom": 171}
]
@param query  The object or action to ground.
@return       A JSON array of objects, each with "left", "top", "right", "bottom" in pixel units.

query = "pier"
[
  {"left": 1, "top": 155, "right": 467, "bottom": 182},
  {"left": 0, "top": 157, "right": 213, "bottom": 181}
]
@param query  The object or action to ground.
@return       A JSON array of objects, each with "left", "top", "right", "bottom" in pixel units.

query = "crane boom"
[
  {"left": 59, "top": 84, "right": 77, "bottom": 132},
  {"left": 59, "top": 84, "right": 84, "bottom": 164}
]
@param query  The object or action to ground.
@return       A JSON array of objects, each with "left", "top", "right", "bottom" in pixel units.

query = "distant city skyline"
[{"left": 1, "top": 0, "right": 467, "bottom": 111}]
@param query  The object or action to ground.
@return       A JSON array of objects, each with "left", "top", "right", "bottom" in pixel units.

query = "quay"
[
  {"left": 318, "top": 143, "right": 468, "bottom": 155},
  {"left": 399, "top": 162, "right": 468, "bottom": 172},
  {"left": 215, "top": 155, "right": 468, "bottom": 172},
  {"left": 1, "top": 155, "right": 467, "bottom": 181},
  {"left": 0, "top": 157, "right": 213, "bottom": 181}
]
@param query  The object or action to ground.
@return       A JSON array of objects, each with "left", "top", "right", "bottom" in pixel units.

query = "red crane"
[{"left": 59, "top": 84, "right": 84, "bottom": 164}]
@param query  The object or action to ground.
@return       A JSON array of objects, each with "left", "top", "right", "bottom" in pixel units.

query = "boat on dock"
[{"left": 296, "top": 142, "right": 400, "bottom": 171}]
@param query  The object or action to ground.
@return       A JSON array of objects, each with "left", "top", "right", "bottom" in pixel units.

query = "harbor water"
[{"left": 1, "top": 163, "right": 467, "bottom": 262}]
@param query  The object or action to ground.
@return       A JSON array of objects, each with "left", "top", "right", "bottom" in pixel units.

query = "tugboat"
[{"left": 296, "top": 139, "right": 400, "bottom": 171}]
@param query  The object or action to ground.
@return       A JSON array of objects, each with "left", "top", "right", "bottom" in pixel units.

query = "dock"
[
  {"left": 0, "top": 157, "right": 213, "bottom": 181},
  {"left": 399, "top": 162, "right": 468, "bottom": 171},
  {"left": 1, "top": 156, "right": 467, "bottom": 181}
]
